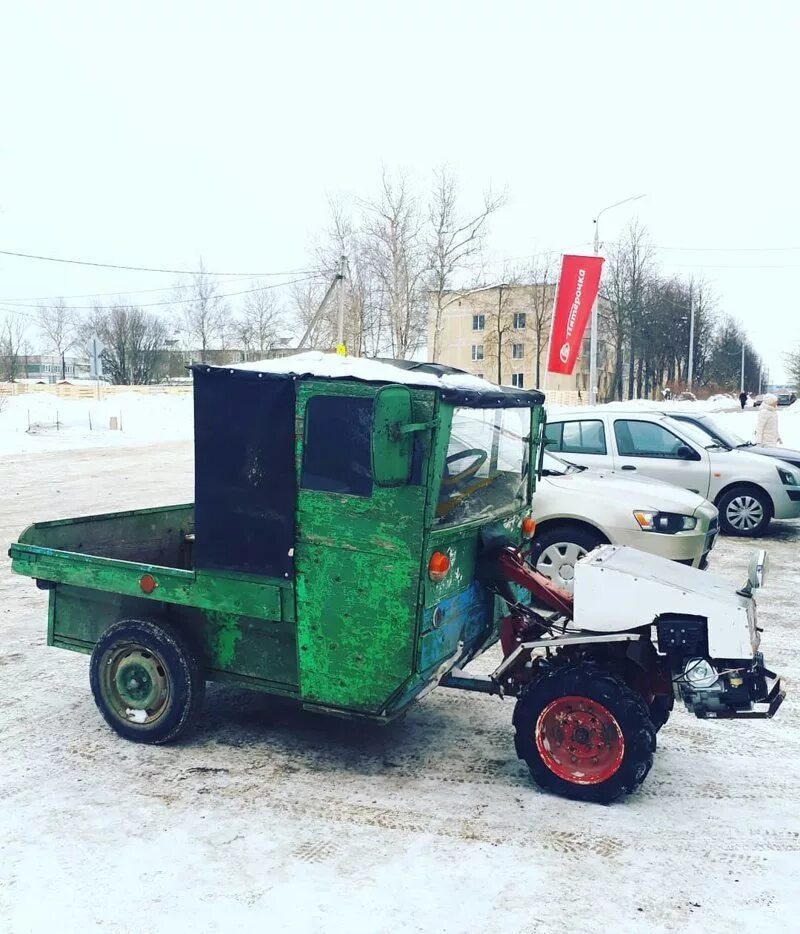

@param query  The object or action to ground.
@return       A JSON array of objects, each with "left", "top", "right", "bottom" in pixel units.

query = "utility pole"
[
  {"left": 589, "top": 193, "right": 646, "bottom": 405},
  {"left": 740, "top": 341, "right": 746, "bottom": 393},
  {"left": 336, "top": 254, "right": 346, "bottom": 349},
  {"left": 687, "top": 293, "right": 695, "bottom": 391}
]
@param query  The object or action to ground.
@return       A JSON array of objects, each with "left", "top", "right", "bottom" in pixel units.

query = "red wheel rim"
[{"left": 535, "top": 695, "right": 624, "bottom": 785}]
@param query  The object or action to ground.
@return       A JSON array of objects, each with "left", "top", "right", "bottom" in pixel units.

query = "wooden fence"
[{"left": 0, "top": 383, "right": 192, "bottom": 401}]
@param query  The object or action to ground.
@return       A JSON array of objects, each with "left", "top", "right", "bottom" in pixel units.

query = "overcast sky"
[{"left": 2, "top": 1, "right": 798, "bottom": 381}]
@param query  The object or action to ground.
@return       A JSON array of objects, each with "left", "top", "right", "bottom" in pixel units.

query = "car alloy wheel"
[
  {"left": 725, "top": 495, "right": 764, "bottom": 532},
  {"left": 536, "top": 542, "right": 587, "bottom": 590}
]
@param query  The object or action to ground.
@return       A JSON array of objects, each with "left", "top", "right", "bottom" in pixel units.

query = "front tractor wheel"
[
  {"left": 513, "top": 661, "right": 656, "bottom": 803},
  {"left": 90, "top": 618, "right": 205, "bottom": 744}
]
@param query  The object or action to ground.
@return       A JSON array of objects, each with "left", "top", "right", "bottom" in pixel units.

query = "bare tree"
[
  {"left": 0, "top": 313, "right": 29, "bottom": 381},
  {"left": 82, "top": 305, "right": 169, "bottom": 384},
  {"left": 427, "top": 167, "right": 505, "bottom": 361},
  {"left": 37, "top": 300, "right": 76, "bottom": 379},
  {"left": 603, "top": 221, "right": 654, "bottom": 399},
  {"left": 483, "top": 273, "right": 522, "bottom": 384},
  {"left": 236, "top": 288, "right": 284, "bottom": 358},
  {"left": 312, "top": 198, "right": 377, "bottom": 356},
  {"left": 175, "top": 261, "right": 225, "bottom": 362},
  {"left": 527, "top": 254, "right": 558, "bottom": 388},
  {"left": 362, "top": 170, "right": 427, "bottom": 359}
]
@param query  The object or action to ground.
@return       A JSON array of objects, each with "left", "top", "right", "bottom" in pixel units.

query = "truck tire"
[
  {"left": 513, "top": 659, "right": 656, "bottom": 803},
  {"left": 529, "top": 524, "right": 608, "bottom": 592},
  {"left": 717, "top": 485, "right": 772, "bottom": 537},
  {"left": 90, "top": 618, "right": 205, "bottom": 744}
]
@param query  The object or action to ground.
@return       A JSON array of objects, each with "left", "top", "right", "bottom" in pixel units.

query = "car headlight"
[
  {"left": 777, "top": 466, "right": 798, "bottom": 486},
  {"left": 634, "top": 510, "right": 698, "bottom": 533}
]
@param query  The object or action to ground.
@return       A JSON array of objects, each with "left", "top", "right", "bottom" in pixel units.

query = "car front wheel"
[
  {"left": 530, "top": 524, "right": 608, "bottom": 592},
  {"left": 717, "top": 486, "right": 772, "bottom": 537}
]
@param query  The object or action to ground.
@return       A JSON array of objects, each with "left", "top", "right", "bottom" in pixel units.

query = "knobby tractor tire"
[
  {"left": 90, "top": 618, "right": 205, "bottom": 744},
  {"left": 513, "top": 658, "right": 656, "bottom": 804}
]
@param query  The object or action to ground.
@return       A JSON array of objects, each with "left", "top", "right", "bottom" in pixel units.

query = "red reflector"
[
  {"left": 522, "top": 516, "right": 536, "bottom": 538},
  {"left": 139, "top": 574, "right": 158, "bottom": 594},
  {"left": 429, "top": 551, "right": 451, "bottom": 582}
]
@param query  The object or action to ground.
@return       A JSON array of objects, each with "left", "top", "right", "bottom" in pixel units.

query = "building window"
[
  {"left": 472, "top": 314, "right": 485, "bottom": 331},
  {"left": 512, "top": 343, "right": 524, "bottom": 359},
  {"left": 513, "top": 312, "right": 526, "bottom": 329},
  {"left": 511, "top": 373, "right": 524, "bottom": 388},
  {"left": 471, "top": 345, "right": 484, "bottom": 361}
]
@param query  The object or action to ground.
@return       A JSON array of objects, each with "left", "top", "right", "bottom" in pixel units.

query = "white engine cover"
[{"left": 572, "top": 545, "right": 757, "bottom": 660}]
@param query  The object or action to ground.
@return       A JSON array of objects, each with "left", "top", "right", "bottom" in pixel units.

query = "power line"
[
  {"left": 0, "top": 274, "right": 322, "bottom": 314},
  {"left": 0, "top": 276, "right": 258, "bottom": 304},
  {"left": 0, "top": 248, "right": 317, "bottom": 277}
]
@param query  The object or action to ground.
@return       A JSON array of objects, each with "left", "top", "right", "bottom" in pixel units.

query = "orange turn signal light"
[
  {"left": 522, "top": 516, "right": 536, "bottom": 539},
  {"left": 139, "top": 574, "right": 158, "bottom": 594},
  {"left": 428, "top": 551, "right": 451, "bottom": 582}
]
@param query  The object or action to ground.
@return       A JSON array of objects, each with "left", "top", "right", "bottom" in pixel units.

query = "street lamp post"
[{"left": 589, "top": 194, "right": 646, "bottom": 405}]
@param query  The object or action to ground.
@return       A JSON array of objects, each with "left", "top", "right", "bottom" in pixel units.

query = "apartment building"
[{"left": 427, "top": 284, "right": 614, "bottom": 397}]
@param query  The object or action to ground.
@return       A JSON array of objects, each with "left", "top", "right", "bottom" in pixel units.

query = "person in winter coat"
[
  {"left": 755, "top": 394, "right": 782, "bottom": 446},
  {"left": 739, "top": 390, "right": 748, "bottom": 409}
]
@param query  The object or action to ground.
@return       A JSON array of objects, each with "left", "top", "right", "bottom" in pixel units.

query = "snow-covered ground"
[
  {"left": 1, "top": 433, "right": 799, "bottom": 932},
  {"left": 0, "top": 391, "right": 193, "bottom": 455}
]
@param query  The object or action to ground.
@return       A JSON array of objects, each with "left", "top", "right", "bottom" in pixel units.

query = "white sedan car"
[
  {"left": 531, "top": 451, "right": 719, "bottom": 590},
  {"left": 544, "top": 409, "right": 800, "bottom": 536}
]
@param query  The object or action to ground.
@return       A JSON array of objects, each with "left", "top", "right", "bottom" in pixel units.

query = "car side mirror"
[
  {"left": 372, "top": 385, "right": 414, "bottom": 486},
  {"left": 676, "top": 444, "right": 700, "bottom": 461}
]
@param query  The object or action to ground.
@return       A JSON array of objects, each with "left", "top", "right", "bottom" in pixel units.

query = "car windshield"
[
  {"left": 436, "top": 407, "right": 529, "bottom": 524},
  {"left": 700, "top": 415, "right": 748, "bottom": 447},
  {"left": 666, "top": 417, "right": 729, "bottom": 450},
  {"left": 541, "top": 451, "right": 583, "bottom": 476}
]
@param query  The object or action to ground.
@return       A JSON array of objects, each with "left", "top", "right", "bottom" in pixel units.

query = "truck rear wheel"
[
  {"left": 90, "top": 618, "right": 205, "bottom": 744},
  {"left": 513, "top": 659, "right": 656, "bottom": 803}
]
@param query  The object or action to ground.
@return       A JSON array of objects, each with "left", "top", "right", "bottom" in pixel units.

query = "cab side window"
[
  {"left": 545, "top": 419, "right": 606, "bottom": 455},
  {"left": 614, "top": 419, "right": 686, "bottom": 458},
  {"left": 302, "top": 395, "right": 374, "bottom": 496}
]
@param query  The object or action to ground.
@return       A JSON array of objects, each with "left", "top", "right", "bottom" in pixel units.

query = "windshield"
[
  {"left": 666, "top": 417, "right": 728, "bottom": 450},
  {"left": 436, "top": 407, "right": 529, "bottom": 524},
  {"left": 700, "top": 415, "right": 747, "bottom": 447},
  {"left": 541, "top": 451, "right": 582, "bottom": 476}
]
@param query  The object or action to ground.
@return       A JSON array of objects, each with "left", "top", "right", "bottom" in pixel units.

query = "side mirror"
[
  {"left": 372, "top": 385, "right": 413, "bottom": 486},
  {"left": 676, "top": 444, "right": 700, "bottom": 461},
  {"left": 747, "top": 548, "right": 768, "bottom": 591}
]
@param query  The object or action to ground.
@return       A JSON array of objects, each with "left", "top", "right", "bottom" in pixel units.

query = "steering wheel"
[{"left": 440, "top": 448, "right": 488, "bottom": 490}]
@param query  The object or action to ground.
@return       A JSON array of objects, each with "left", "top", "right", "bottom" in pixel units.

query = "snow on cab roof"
[
  {"left": 230, "top": 352, "right": 484, "bottom": 389},
  {"left": 209, "top": 352, "right": 545, "bottom": 407}
]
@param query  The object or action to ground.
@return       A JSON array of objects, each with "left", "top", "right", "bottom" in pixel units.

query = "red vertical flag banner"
[{"left": 546, "top": 254, "right": 605, "bottom": 375}]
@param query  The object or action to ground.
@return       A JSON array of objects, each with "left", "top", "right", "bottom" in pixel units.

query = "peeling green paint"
[{"left": 205, "top": 610, "right": 242, "bottom": 667}]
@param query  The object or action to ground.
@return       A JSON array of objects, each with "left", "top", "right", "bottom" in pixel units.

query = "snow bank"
[{"left": 0, "top": 391, "right": 193, "bottom": 455}]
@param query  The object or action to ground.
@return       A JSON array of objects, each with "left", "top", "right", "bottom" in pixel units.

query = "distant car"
[
  {"left": 530, "top": 451, "right": 718, "bottom": 590},
  {"left": 753, "top": 390, "right": 797, "bottom": 407},
  {"left": 544, "top": 408, "right": 800, "bottom": 536},
  {"left": 669, "top": 412, "right": 800, "bottom": 471}
]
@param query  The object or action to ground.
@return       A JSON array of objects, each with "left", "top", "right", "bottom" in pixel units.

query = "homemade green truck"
[{"left": 9, "top": 354, "right": 784, "bottom": 802}]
